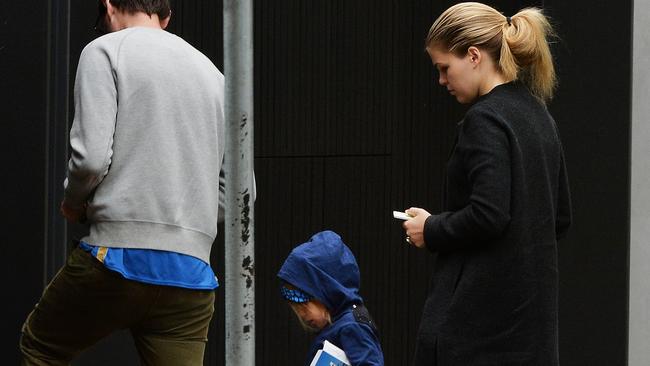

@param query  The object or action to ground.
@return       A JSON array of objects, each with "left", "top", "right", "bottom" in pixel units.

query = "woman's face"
[
  {"left": 290, "top": 300, "right": 330, "bottom": 332},
  {"left": 426, "top": 46, "right": 480, "bottom": 104}
]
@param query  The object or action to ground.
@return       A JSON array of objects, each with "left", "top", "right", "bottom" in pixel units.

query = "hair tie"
[{"left": 506, "top": 16, "right": 512, "bottom": 26}]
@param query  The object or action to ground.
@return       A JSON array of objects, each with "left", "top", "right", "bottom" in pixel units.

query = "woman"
[{"left": 401, "top": 3, "right": 572, "bottom": 365}]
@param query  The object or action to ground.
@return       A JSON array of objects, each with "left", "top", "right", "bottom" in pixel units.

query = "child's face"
[{"left": 290, "top": 299, "right": 331, "bottom": 332}]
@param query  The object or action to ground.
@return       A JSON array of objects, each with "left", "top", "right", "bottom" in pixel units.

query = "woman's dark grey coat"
[{"left": 414, "top": 82, "right": 572, "bottom": 366}]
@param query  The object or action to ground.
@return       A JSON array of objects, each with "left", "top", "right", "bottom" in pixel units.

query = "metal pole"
[{"left": 223, "top": 0, "right": 255, "bottom": 365}]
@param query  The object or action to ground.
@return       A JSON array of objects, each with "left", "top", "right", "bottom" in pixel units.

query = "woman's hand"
[{"left": 402, "top": 207, "right": 431, "bottom": 248}]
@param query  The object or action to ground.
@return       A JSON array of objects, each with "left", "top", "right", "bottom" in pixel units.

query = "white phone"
[{"left": 392, "top": 211, "right": 412, "bottom": 220}]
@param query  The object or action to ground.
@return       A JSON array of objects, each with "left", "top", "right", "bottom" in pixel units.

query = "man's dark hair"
[{"left": 109, "top": 0, "right": 171, "bottom": 19}]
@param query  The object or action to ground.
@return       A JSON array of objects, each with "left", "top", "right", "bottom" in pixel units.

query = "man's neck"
[{"left": 115, "top": 12, "right": 162, "bottom": 30}]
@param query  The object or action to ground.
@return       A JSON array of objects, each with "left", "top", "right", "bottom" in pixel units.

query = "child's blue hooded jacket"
[{"left": 278, "top": 230, "right": 384, "bottom": 366}]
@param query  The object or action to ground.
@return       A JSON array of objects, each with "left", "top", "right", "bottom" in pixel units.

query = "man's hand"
[
  {"left": 402, "top": 207, "right": 431, "bottom": 248},
  {"left": 60, "top": 200, "right": 87, "bottom": 223}
]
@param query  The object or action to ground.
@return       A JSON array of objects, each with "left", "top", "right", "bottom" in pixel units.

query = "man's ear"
[
  {"left": 104, "top": 0, "right": 115, "bottom": 15},
  {"left": 467, "top": 46, "right": 482, "bottom": 66},
  {"left": 160, "top": 10, "right": 171, "bottom": 29}
]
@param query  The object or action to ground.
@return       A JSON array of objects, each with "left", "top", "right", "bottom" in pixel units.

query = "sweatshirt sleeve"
[
  {"left": 424, "top": 107, "right": 512, "bottom": 252},
  {"left": 217, "top": 167, "right": 226, "bottom": 222},
  {"left": 63, "top": 42, "right": 117, "bottom": 208},
  {"left": 217, "top": 163, "right": 257, "bottom": 224}
]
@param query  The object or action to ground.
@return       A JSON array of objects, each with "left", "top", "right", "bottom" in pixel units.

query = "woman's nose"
[{"left": 439, "top": 74, "right": 447, "bottom": 86}]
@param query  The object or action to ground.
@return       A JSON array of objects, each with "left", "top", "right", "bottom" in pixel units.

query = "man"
[{"left": 20, "top": 1, "right": 226, "bottom": 364}]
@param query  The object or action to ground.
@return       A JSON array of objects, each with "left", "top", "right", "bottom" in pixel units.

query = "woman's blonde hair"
[{"left": 426, "top": 2, "right": 557, "bottom": 102}]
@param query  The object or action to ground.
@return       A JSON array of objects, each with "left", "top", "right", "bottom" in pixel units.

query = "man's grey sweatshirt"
[{"left": 65, "top": 27, "right": 225, "bottom": 263}]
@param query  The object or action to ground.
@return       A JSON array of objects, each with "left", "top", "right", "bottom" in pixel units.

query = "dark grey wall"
[
  {"left": 2, "top": 0, "right": 630, "bottom": 365},
  {"left": 545, "top": 0, "right": 631, "bottom": 364},
  {"left": 0, "top": 0, "right": 48, "bottom": 362},
  {"left": 254, "top": 0, "right": 631, "bottom": 365}
]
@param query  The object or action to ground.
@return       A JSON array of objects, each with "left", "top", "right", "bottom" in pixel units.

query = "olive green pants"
[{"left": 20, "top": 246, "right": 215, "bottom": 365}]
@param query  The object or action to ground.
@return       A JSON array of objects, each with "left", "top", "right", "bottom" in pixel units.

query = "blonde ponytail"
[{"left": 426, "top": 2, "right": 557, "bottom": 102}]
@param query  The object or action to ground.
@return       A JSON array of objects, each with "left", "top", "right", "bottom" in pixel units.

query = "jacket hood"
[{"left": 277, "top": 230, "right": 362, "bottom": 316}]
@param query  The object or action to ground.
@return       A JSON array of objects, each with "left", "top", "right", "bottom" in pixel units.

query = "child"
[{"left": 278, "top": 230, "right": 384, "bottom": 366}]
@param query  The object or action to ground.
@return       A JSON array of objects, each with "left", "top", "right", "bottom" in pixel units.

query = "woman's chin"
[{"left": 455, "top": 95, "right": 474, "bottom": 104}]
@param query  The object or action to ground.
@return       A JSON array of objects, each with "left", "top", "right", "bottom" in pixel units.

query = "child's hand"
[{"left": 402, "top": 207, "right": 431, "bottom": 248}]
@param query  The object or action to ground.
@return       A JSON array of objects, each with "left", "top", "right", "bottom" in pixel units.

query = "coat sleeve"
[
  {"left": 555, "top": 147, "right": 572, "bottom": 240},
  {"left": 338, "top": 323, "right": 384, "bottom": 366},
  {"left": 424, "top": 107, "right": 512, "bottom": 253},
  {"left": 63, "top": 42, "right": 117, "bottom": 208}
]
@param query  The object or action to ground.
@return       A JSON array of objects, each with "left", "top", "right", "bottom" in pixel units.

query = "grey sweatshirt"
[{"left": 64, "top": 27, "right": 225, "bottom": 263}]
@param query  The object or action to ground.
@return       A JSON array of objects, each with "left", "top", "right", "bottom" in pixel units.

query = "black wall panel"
[
  {"left": 544, "top": 0, "right": 631, "bottom": 364},
  {"left": 0, "top": 0, "right": 48, "bottom": 362},
  {"left": 255, "top": 0, "right": 630, "bottom": 365}
]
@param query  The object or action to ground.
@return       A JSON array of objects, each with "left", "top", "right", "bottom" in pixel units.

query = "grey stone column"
[
  {"left": 224, "top": 1, "right": 255, "bottom": 365},
  {"left": 629, "top": 0, "right": 650, "bottom": 364}
]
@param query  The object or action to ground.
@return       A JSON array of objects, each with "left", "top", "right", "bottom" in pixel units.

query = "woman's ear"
[{"left": 467, "top": 46, "right": 482, "bottom": 66}]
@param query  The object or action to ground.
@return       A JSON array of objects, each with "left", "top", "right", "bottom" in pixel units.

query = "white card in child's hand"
[
  {"left": 323, "top": 340, "right": 350, "bottom": 364},
  {"left": 393, "top": 210, "right": 412, "bottom": 220}
]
